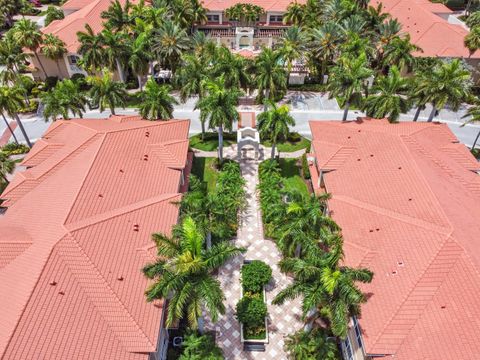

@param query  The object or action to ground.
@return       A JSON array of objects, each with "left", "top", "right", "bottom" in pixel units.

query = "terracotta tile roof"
[
  {"left": 202, "top": 0, "right": 305, "bottom": 12},
  {"left": 42, "top": 0, "right": 123, "bottom": 53},
  {"left": 0, "top": 116, "right": 191, "bottom": 360},
  {"left": 309, "top": 119, "right": 480, "bottom": 359},
  {"left": 61, "top": 0, "right": 97, "bottom": 11},
  {"left": 372, "top": 0, "right": 480, "bottom": 58}
]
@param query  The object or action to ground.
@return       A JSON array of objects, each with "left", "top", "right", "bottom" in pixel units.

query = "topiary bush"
[
  {"left": 241, "top": 260, "right": 272, "bottom": 293},
  {"left": 301, "top": 153, "right": 311, "bottom": 180},
  {"left": 235, "top": 294, "right": 268, "bottom": 327}
]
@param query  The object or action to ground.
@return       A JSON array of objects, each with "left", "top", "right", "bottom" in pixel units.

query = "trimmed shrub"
[
  {"left": 236, "top": 295, "right": 267, "bottom": 327},
  {"left": 241, "top": 260, "right": 272, "bottom": 293},
  {"left": 1, "top": 143, "right": 30, "bottom": 155},
  {"left": 301, "top": 153, "right": 311, "bottom": 180},
  {"left": 44, "top": 6, "right": 65, "bottom": 26}
]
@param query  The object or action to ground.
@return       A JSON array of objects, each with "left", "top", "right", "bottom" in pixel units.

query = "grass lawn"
[
  {"left": 262, "top": 132, "right": 310, "bottom": 152},
  {"left": 189, "top": 132, "right": 237, "bottom": 151},
  {"left": 278, "top": 158, "right": 309, "bottom": 196},
  {"left": 190, "top": 157, "right": 218, "bottom": 193}
]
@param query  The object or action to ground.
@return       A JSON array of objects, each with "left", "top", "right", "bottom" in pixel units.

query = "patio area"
[{"left": 204, "top": 147, "right": 303, "bottom": 359}]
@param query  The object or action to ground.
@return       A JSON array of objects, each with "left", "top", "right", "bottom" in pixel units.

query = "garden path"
[{"left": 204, "top": 147, "right": 303, "bottom": 360}]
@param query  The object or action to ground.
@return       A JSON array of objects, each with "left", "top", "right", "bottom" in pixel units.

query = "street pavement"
[{"left": 1, "top": 92, "right": 479, "bottom": 148}]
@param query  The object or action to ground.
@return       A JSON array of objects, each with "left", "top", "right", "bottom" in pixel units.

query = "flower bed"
[{"left": 236, "top": 260, "right": 272, "bottom": 343}]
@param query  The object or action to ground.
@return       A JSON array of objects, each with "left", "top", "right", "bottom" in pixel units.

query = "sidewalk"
[{"left": 204, "top": 147, "right": 303, "bottom": 360}]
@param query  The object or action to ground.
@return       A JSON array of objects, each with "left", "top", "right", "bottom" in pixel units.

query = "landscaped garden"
[
  {"left": 261, "top": 132, "right": 310, "bottom": 152},
  {"left": 189, "top": 132, "right": 237, "bottom": 152}
]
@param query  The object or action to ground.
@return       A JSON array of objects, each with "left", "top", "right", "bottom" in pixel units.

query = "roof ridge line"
[
  {"left": 333, "top": 195, "right": 451, "bottom": 235},
  {"left": 66, "top": 234, "right": 157, "bottom": 351},
  {"left": 65, "top": 193, "right": 181, "bottom": 232},
  {"left": 370, "top": 236, "right": 462, "bottom": 353}
]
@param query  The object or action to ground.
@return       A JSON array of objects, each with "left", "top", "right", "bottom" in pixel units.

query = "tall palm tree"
[
  {"left": 309, "top": 22, "right": 343, "bottom": 83},
  {"left": 327, "top": 53, "right": 373, "bottom": 121},
  {"left": 41, "top": 34, "right": 67, "bottom": 77},
  {"left": 12, "top": 19, "right": 46, "bottom": 78},
  {"left": 153, "top": 20, "right": 191, "bottom": 74},
  {"left": 363, "top": 66, "right": 410, "bottom": 122},
  {"left": 0, "top": 35, "right": 28, "bottom": 79},
  {"left": 283, "top": 1, "right": 305, "bottom": 26},
  {"left": 0, "top": 152, "right": 15, "bottom": 185},
  {"left": 381, "top": 34, "right": 421, "bottom": 72},
  {"left": 77, "top": 24, "right": 105, "bottom": 73},
  {"left": 412, "top": 59, "right": 471, "bottom": 122},
  {"left": 143, "top": 216, "right": 245, "bottom": 328},
  {"left": 176, "top": 54, "right": 209, "bottom": 138},
  {"left": 40, "top": 79, "right": 87, "bottom": 121},
  {"left": 128, "top": 33, "right": 152, "bottom": 90},
  {"left": 100, "top": 29, "right": 129, "bottom": 82},
  {"left": 101, "top": 0, "right": 133, "bottom": 32},
  {"left": 0, "top": 86, "right": 31, "bottom": 147},
  {"left": 254, "top": 48, "right": 287, "bottom": 110},
  {"left": 257, "top": 102, "right": 295, "bottom": 159},
  {"left": 278, "top": 26, "right": 307, "bottom": 84},
  {"left": 195, "top": 77, "right": 242, "bottom": 163},
  {"left": 273, "top": 237, "right": 373, "bottom": 338},
  {"left": 213, "top": 46, "right": 250, "bottom": 90},
  {"left": 139, "top": 79, "right": 178, "bottom": 120},
  {"left": 87, "top": 70, "right": 128, "bottom": 115},
  {"left": 462, "top": 101, "right": 480, "bottom": 151},
  {"left": 465, "top": 26, "right": 480, "bottom": 57}
]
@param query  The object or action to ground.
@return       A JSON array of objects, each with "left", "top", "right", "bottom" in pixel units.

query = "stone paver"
[{"left": 204, "top": 147, "right": 303, "bottom": 360}]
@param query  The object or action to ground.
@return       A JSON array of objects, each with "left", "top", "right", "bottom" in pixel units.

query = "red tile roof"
[
  {"left": 0, "top": 116, "right": 191, "bottom": 360},
  {"left": 309, "top": 119, "right": 480, "bottom": 359},
  {"left": 202, "top": 0, "right": 305, "bottom": 12},
  {"left": 372, "top": 0, "right": 480, "bottom": 58}
]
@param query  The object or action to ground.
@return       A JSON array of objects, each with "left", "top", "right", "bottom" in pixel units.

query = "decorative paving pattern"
[{"left": 204, "top": 148, "right": 303, "bottom": 360}]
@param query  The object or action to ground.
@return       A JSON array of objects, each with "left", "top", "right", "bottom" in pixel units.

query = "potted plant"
[{"left": 236, "top": 260, "right": 272, "bottom": 343}]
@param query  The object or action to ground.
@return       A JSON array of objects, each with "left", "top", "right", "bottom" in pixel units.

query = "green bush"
[
  {"left": 45, "top": 76, "right": 59, "bottom": 90},
  {"left": 241, "top": 260, "right": 272, "bottom": 293},
  {"left": 301, "top": 153, "right": 311, "bottom": 180},
  {"left": 1, "top": 143, "right": 30, "bottom": 155},
  {"left": 236, "top": 294, "right": 267, "bottom": 327},
  {"left": 44, "top": 5, "right": 64, "bottom": 26},
  {"left": 178, "top": 331, "right": 223, "bottom": 360},
  {"left": 18, "top": 100, "right": 39, "bottom": 114},
  {"left": 71, "top": 73, "right": 90, "bottom": 91}
]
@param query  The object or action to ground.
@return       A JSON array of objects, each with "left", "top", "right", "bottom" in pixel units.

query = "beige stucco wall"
[{"left": 30, "top": 54, "right": 69, "bottom": 80}]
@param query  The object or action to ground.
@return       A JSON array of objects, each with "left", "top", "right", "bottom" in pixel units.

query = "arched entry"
[{"left": 239, "top": 36, "right": 251, "bottom": 48}]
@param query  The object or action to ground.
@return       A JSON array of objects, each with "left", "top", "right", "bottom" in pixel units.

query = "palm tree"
[
  {"left": 363, "top": 66, "right": 410, "bottom": 122},
  {"left": 0, "top": 152, "right": 15, "bottom": 185},
  {"left": 101, "top": 0, "right": 132, "bottom": 32},
  {"left": 40, "top": 79, "right": 87, "bottom": 121},
  {"left": 143, "top": 216, "right": 245, "bottom": 328},
  {"left": 381, "top": 34, "right": 421, "bottom": 72},
  {"left": 100, "top": 29, "right": 129, "bottom": 82},
  {"left": 176, "top": 54, "right": 209, "bottom": 138},
  {"left": 139, "top": 79, "right": 178, "bottom": 120},
  {"left": 77, "top": 24, "right": 105, "bottom": 73},
  {"left": 44, "top": 5, "right": 64, "bottom": 27},
  {"left": 412, "top": 59, "right": 471, "bottom": 122},
  {"left": 0, "top": 35, "right": 28, "bottom": 82},
  {"left": 309, "top": 22, "right": 343, "bottom": 83},
  {"left": 213, "top": 46, "right": 250, "bottom": 90},
  {"left": 41, "top": 34, "right": 67, "bottom": 77},
  {"left": 273, "top": 237, "right": 373, "bottom": 338},
  {"left": 284, "top": 329, "right": 339, "bottom": 360},
  {"left": 465, "top": 26, "right": 480, "bottom": 57},
  {"left": 87, "top": 70, "right": 128, "bottom": 115},
  {"left": 178, "top": 331, "right": 223, "bottom": 360},
  {"left": 278, "top": 26, "right": 307, "bottom": 84},
  {"left": 462, "top": 101, "right": 480, "bottom": 151},
  {"left": 153, "top": 20, "right": 191, "bottom": 74},
  {"left": 12, "top": 19, "right": 46, "bottom": 78},
  {"left": 283, "top": 1, "right": 305, "bottom": 25},
  {"left": 327, "top": 53, "right": 373, "bottom": 121},
  {"left": 254, "top": 48, "right": 287, "bottom": 111},
  {"left": 195, "top": 77, "right": 242, "bottom": 163},
  {"left": 0, "top": 86, "right": 32, "bottom": 147},
  {"left": 128, "top": 33, "right": 152, "bottom": 90},
  {"left": 257, "top": 102, "right": 295, "bottom": 159}
]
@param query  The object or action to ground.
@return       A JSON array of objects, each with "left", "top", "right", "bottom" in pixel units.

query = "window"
[
  {"left": 207, "top": 14, "right": 220, "bottom": 22},
  {"left": 343, "top": 337, "right": 354, "bottom": 360},
  {"left": 68, "top": 55, "right": 79, "bottom": 65},
  {"left": 269, "top": 15, "right": 283, "bottom": 22},
  {"left": 353, "top": 317, "right": 363, "bottom": 349}
]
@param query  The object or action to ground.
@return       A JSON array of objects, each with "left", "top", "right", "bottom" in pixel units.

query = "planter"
[{"left": 239, "top": 260, "right": 269, "bottom": 344}]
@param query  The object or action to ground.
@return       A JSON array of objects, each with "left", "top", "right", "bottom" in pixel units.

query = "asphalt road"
[{"left": 2, "top": 93, "right": 479, "bottom": 149}]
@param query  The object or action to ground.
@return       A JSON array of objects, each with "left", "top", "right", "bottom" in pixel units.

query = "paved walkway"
[{"left": 204, "top": 147, "right": 303, "bottom": 360}]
